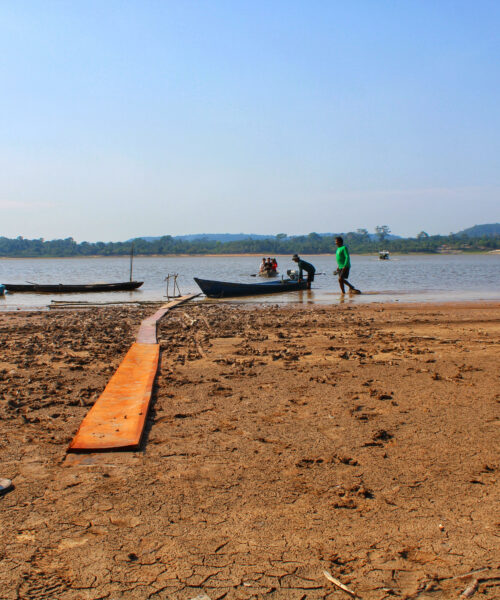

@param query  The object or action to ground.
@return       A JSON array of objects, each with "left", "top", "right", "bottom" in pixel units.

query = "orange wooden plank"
[
  {"left": 68, "top": 294, "right": 199, "bottom": 453},
  {"left": 136, "top": 294, "right": 200, "bottom": 344},
  {"left": 68, "top": 343, "right": 159, "bottom": 452}
]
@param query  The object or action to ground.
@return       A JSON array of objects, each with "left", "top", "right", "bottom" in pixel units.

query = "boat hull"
[
  {"left": 3, "top": 281, "right": 144, "bottom": 293},
  {"left": 194, "top": 277, "right": 308, "bottom": 298}
]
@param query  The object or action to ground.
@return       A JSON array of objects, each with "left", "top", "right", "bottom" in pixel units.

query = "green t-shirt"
[{"left": 336, "top": 245, "right": 350, "bottom": 269}]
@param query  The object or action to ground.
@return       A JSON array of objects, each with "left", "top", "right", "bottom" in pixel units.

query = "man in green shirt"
[{"left": 335, "top": 237, "right": 361, "bottom": 294}]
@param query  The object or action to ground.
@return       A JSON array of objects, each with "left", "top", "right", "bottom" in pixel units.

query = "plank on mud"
[
  {"left": 136, "top": 294, "right": 200, "bottom": 344},
  {"left": 68, "top": 343, "right": 160, "bottom": 451},
  {"left": 68, "top": 294, "right": 199, "bottom": 452}
]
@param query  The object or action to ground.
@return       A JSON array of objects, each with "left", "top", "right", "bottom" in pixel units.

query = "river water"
[{"left": 0, "top": 254, "right": 498, "bottom": 310}]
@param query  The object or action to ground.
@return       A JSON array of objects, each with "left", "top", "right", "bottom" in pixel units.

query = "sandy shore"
[{"left": 0, "top": 301, "right": 498, "bottom": 599}]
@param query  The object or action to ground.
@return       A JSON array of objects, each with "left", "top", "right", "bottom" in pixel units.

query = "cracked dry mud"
[{"left": 0, "top": 302, "right": 499, "bottom": 599}]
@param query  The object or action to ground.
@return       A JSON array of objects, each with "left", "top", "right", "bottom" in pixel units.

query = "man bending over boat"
[
  {"left": 335, "top": 237, "right": 361, "bottom": 294},
  {"left": 292, "top": 254, "right": 315, "bottom": 289}
]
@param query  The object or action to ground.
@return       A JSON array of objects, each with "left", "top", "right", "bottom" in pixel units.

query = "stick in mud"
[
  {"left": 51, "top": 300, "right": 165, "bottom": 305},
  {"left": 460, "top": 579, "right": 479, "bottom": 598},
  {"left": 323, "top": 570, "right": 360, "bottom": 598}
]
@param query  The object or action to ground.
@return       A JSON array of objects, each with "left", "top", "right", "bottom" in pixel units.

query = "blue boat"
[{"left": 194, "top": 277, "right": 308, "bottom": 298}]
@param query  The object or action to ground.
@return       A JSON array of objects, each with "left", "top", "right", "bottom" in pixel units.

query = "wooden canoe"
[
  {"left": 194, "top": 277, "right": 308, "bottom": 298},
  {"left": 3, "top": 281, "right": 144, "bottom": 293}
]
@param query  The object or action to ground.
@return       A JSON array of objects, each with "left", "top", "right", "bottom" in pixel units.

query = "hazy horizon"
[{"left": 4, "top": 223, "right": 499, "bottom": 245}]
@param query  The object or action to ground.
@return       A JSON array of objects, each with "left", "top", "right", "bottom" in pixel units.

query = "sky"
[{"left": 1, "top": 1, "right": 499, "bottom": 242}]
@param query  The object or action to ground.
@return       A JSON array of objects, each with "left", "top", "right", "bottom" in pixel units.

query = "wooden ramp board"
[
  {"left": 68, "top": 343, "right": 159, "bottom": 452},
  {"left": 67, "top": 293, "right": 199, "bottom": 453},
  {"left": 136, "top": 294, "right": 200, "bottom": 344}
]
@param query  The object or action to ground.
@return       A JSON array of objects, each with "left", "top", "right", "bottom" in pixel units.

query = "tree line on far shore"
[{"left": 0, "top": 228, "right": 498, "bottom": 258}]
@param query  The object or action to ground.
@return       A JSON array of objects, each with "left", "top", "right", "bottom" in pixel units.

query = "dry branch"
[
  {"left": 323, "top": 570, "right": 361, "bottom": 598},
  {"left": 460, "top": 579, "right": 479, "bottom": 598}
]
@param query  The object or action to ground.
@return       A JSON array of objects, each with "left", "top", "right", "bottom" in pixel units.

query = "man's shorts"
[{"left": 338, "top": 267, "right": 350, "bottom": 279}]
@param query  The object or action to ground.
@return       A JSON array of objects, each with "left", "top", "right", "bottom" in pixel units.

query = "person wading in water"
[
  {"left": 335, "top": 237, "right": 361, "bottom": 295},
  {"left": 292, "top": 254, "right": 316, "bottom": 289}
]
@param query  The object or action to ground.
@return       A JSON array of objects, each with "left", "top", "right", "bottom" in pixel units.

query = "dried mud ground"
[{"left": 0, "top": 301, "right": 499, "bottom": 600}]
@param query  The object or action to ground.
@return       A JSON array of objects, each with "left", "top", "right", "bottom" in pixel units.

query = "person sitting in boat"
[
  {"left": 292, "top": 254, "right": 315, "bottom": 289},
  {"left": 272, "top": 257, "right": 278, "bottom": 271},
  {"left": 266, "top": 257, "right": 274, "bottom": 272},
  {"left": 259, "top": 258, "right": 268, "bottom": 274}
]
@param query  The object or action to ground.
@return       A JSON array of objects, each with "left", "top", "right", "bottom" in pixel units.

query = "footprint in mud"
[
  {"left": 373, "top": 429, "right": 393, "bottom": 441},
  {"left": 332, "top": 454, "right": 359, "bottom": 466},
  {"left": 355, "top": 412, "right": 379, "bottom": 422},
  {"left": 296, "top": 457, "right": 325, "bottom": 468},
  {"left": 332, "top": 484, "right": 374, "bottom": 508},
  {"left": 210, "top": 384, "right": 233, "bottom": 397},
  {"left": 363, "top": 429, "right": 393, "bottom": 447}
]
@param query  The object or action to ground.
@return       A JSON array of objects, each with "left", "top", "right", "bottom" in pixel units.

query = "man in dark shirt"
[{"left": 292, "top": 254, "right": 315, "bottom": 289}]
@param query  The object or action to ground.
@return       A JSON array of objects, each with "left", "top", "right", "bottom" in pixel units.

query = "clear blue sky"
[{"left": 1, "top": 1, "right": 499, "bottom": 241}]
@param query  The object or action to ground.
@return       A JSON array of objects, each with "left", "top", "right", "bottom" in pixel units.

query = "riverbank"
[
  {"left": 1, "top": 250, "right": 498, "bottom": 259},
  {"left": 0, "top": 302, "right": 499, "bottom": 599}
]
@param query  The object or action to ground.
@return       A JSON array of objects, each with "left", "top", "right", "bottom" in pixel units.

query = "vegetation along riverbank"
[{"left": 1, "top": 223, "right": 499, "bottom": 258}]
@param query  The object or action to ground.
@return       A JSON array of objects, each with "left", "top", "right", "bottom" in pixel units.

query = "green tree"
[{"left": 375, "top": 225, "right": 391, "bottom": 242}]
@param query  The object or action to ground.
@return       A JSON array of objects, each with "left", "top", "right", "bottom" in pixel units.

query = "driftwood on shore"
[
  {"left": 323, "top": 570, "right": 360, "bottom": 598},
  {"left": 49, "top": 299, "right": 168, "bottom": 309},
  {"left": 460, "top": 579, "right": 479, "bottom": 598},
  {"left": 50, "top": 299, "right": 166, "bottom": 305}
]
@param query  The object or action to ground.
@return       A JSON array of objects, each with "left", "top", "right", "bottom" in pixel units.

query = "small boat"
[
  {"left": 0, "top": 284, "right": 5, "bottom": 296},
  {"left": 3, "top": 281, "right": 144, "bottom": 293},
  {"left": 258, "top": 269, "right": 278, "bottom": 278},
  {"left": 379, "top": 250, "right": 390, "bottom": 260},
  {"left": 194, "top": 277, "right": 308, "bottom": 298}
]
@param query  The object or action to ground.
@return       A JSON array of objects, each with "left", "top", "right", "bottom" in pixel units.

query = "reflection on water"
[{"left": 0, "top": 254, "right": 498, "bottom": 310}]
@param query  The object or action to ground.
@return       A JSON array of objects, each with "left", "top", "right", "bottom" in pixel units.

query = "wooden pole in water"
[{"left": 129, "top": 242, "right": 134, "bottom": 282}]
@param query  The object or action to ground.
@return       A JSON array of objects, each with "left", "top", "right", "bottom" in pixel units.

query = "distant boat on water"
[
  {"left": 3, "top": 242, "right": 145, "bottom": 293},
  {"left": 379, "top": 250, "right": 390, "bottom": 260},
  {"left": 258, "top": 269, "right": 278, "bottom": 278},
  {"left": 3, "top": 281, "right": 143, "bottom": 293}
]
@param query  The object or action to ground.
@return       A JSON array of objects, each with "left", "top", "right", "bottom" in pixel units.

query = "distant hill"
[
  {"left": 134, "top": 232, "right": 402, "bottom": 242},
  {"left": 134, "top": 233, "right": 274, "bottom": 243},
  {"left": 317, "top": 232, "right": 401, "bottom": 240},
  {"left": 174, "top": 233, "right": 273, "bottom": 242},
  {"left": 455, "top": 223, "right": 500, "bottom": 237}
]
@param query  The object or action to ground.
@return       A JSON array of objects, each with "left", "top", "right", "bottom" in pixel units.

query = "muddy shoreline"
[{"left": 0, "top": 301, "right": 498, "bottom": 599}]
